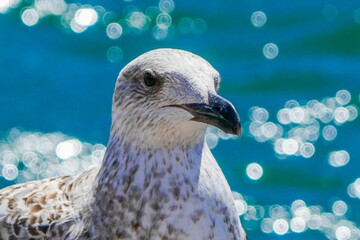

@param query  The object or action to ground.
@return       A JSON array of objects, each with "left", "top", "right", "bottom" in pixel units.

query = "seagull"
[{"left": 0, "top": 49, "right": 246, "bottom": 239}]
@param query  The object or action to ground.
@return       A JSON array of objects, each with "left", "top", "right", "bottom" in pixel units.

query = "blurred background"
[{"left": 0, "top": 0, "right": 359, "bottom": 239}]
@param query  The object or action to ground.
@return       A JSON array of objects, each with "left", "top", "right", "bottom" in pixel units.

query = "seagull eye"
[
  {"left": 214, "top": 76, "right": 220, "bottom": 90},
  {"left": 144, "top": 70, "right": 157, "bottom": 87}
]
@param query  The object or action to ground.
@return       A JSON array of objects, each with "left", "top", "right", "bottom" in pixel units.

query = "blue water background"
[{"left": 0, "top": 0, "right": 360, "bottom": 239}]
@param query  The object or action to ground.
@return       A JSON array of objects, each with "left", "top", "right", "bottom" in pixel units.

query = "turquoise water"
[{"left": 0, "top": 0, "right": 359, "bottom": 239}]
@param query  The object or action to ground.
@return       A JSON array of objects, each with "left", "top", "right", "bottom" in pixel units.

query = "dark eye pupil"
[
  {"left": 144, "top": 72, "right": 156, "bottom": 87},
  {"left": 214, "top": 76, "right": 219, "bottom": 89}
]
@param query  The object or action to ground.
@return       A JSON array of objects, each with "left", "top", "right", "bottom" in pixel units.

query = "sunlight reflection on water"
[
  {"left": 0, "top": 128, "right": 105, "bottom": 181},
  {"left": 236, "top": 90, "right": 359, "bottom": 238},
  {"left": 263, "top": 43, "right": 279, "bottom": 59},
  {"left": 0, "top": 0, "right": 203, "bottom": 46},
  {"left": 1, "top": 1, "right": 360, "bottom": 239},
  {"left": 251, "top": 11, "right": 267, "bottom": 28},
  {"left": 245, "top": 89, "right": 358, "bottom": 162}
]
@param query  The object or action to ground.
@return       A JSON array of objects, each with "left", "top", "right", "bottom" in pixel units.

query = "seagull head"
[{"left": 112, "top": 49, "right": 241, "bottom": 147}]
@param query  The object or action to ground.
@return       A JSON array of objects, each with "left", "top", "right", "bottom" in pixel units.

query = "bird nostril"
[{"left": 213, "top": 104, "right": 223, "bottom": 112}]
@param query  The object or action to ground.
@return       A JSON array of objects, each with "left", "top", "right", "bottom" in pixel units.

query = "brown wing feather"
[{"left": 0, "top": 167, "right": 98, "bottom": 239}]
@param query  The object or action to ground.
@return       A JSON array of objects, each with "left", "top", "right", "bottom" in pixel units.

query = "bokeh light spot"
[
  {"left": 56, "top": 139, "right": 82, "bottom": 160},
  {"left": 282, "top": 138, "right": 299, "bottom": 155},
  {"left": 335, "top": 226, "right": 351, "bottom": 240},
  {"left": 319, "top": 107, "right": 333, "bottom": 123},
  {"left": 234, "top": 199, "right": 248, "bottom": 216},
  {"left": 336, "top": 90, "right": 351, "bottom": 105},
  {"left": 246, "top": 163, "right": 263, "bottom": 180},
  {"left": 107, "top": 46, "right": 123, "bottom": 63},
  {"left": 274, "top": 138, "right": 285, "bottom": 155},
  {"left": 0, "top": 0, "right": 10, "bottom": 13},
  {"left": 308, "top": 214, "right": 322, "bottom": 230},
  {"left": 263, "top": 43, "right": 279, "bottom": 59},
  {"left": 261, "top": 218, "right": 274, "bottom": 233},
  {"left": 106, "top": 23, "right": 123, "bottom": 39},
  {"left": 22, "top": 151, "right": 39, "bottom": 168},
  {"left": 192, "top": 18, "right": 207, "bottom": 35},
  {"left": 251, "top": 11, "right": 267, "bottom": 27},
  {"left": 273, "top": 219, "right": 289, "bottom": 235},
  {"left": 269, "top": 205, "right": 288, "bottom": 219},
  {"left": 152, "top": 25, "right": 168, "bottom": 40},
  {"left": 75, "top": 8, "right": 98, "bottom": 27},
  {"left": 328, "top": 150, "right": 350, "bottom": 167},
  {"left": 0, "top": 150, "right": 19, "bottom": 166},
  {"left": 262, "top": 122, "right": 277, "bottom": 138},
  {"left": 129, "top": 11, "right": 147, "bottom": 30},
  {"left": 249, "top": 107, "right": 269, "bottom": 123},
  {"left": 334, "top": 107, "right": 349, "bottom": 124},
  {"left": 159, "top": 0, "right": 174, "bottom": 13},
  {"left": 290, "top": 107, "right": 307, "bottom": 124},
  {"left": 285, "top": 100, "right": 299, "bottom": 108},
  {"left": 2, "top": 164, "right": 18, "bottom": 181},
  {"left": 290, "top": 217, "right": 307, "bottom": 233},
  {"left": 291, "top": 199, "right": 306, "bottom": 212},
  {"left": 322, "top": 125, "right": 337, "bottom": 141},
  {"left": 249, "top": 121, "right": 263, "bottom": 137},
  {"left": 347, "top": 178, "right": 360, "bottom": 198},
  {"left": 21, "top": 8, "right": 39, "bottom": 26},
  {"left": 299, "top": 142, "right": 315, "bottom": 158},
  {"left": 156, "top": 13, "right": 172, "bottom": 28},
  {"left": 145, "top": 6, "right": 160, "bottom": 20},
  {"left": 35, "top": 0, "right": 67, "bottom": 16},
  {"left": 332, "top": 200, "right": 348, "bottom": 216},
  {"left": 277, "top": 108, "right": 291, "bottom": 124},
  {"left": 178, "top": 17, "right": 193, "bottom": 34},
  {"left": 294, "top": 206, "right": 311, "bottom": 221},
  {"left": 70, "top": 18, "right": 87, "bottom": 33},
  {"left": 346, "top": 105, "right": 358, "bottom": 121}
]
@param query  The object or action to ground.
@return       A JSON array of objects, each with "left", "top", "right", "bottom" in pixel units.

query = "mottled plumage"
[{"left": 0, "top": 49, "right": 246, "bottom": 239}]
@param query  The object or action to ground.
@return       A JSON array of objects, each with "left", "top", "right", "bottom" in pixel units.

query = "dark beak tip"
[
  {"left": 233, "top": 123, "right": 242, "bottom": 136},
  {"left": 172, "top": 94, "right": 242, "bottom": 137}
]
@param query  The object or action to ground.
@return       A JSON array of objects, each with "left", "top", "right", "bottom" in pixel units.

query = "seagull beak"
[{"left": 169, "top": 93, "right": 241, "bottom": 136}]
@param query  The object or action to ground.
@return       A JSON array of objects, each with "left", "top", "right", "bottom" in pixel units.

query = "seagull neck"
[
  {"left": 89, "top": 132, "right": 213, "bottom": 232},
  {"left": 93, "top": 133, "right": 207, "bottom": 199}
]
